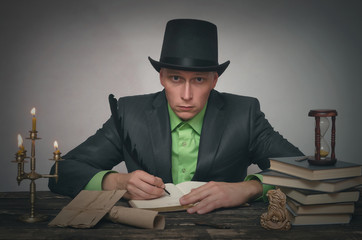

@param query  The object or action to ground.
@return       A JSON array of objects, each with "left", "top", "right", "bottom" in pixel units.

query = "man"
[{"left": 49, "top": 19, "right": 303, "bottom": 214}]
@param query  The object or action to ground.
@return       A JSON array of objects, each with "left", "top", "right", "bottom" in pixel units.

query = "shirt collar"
[{"left": 168, "top": 103, "right": 207, "bottom": 135}]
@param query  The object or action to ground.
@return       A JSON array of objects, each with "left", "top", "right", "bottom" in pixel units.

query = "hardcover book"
[
  {"left": 280, "top": 187, "right": 360, "bottom": 205},
  {"left": 269, "top": 157, "right": 362, "bottom": 180},
  {"left": 128, "top": 181, "right": 206, "bottom": 212},
  {"left": 286, "top": 198, "right": 355, "bottom": 215},
  {"left": 260, "top": 169, "right": 362, "bottom": 192},
  {"left": 287, "top": 208, "right": 352, "bottom": 225}
]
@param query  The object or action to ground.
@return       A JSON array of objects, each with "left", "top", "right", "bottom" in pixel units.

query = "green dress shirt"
[{"left": 168, "top": 103, "right": 206, "bottom": 184}]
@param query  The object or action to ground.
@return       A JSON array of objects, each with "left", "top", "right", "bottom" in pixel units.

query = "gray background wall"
[{"left": 1, "top": 0, "right": 361, "bottom": 192}]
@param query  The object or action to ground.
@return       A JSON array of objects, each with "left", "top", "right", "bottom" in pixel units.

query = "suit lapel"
[
  {"left": 145, "top": 91, "right": 173, "bottom": 183},
  {"left": 193, "top": 90, "right": 225, "bottom": 180}
]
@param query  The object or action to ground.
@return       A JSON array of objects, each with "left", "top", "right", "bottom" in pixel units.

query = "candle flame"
[
  {"left": 54, "top": 140, "right": 59, "bottom": 150},
  {"left": 31, "top": 107, "right": 36, "bottom": 116},
  {"left": 17, "top": 134, "right": 23, "bottom": 148}
]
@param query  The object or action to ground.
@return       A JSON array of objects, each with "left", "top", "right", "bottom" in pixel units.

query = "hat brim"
[{"left": 148, "top": 57, "right": 230, "bottom": 76}]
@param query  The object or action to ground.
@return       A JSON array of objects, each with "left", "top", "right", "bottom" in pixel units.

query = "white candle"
[
  {"left": 53, "top": 141, "right": 60, "bottom": 154},
  {"left": 31, "top": 107, "right": 36, "bottom": 131},
  {"left": 17, "top": 134, "right": 24, "bottom": 154}
]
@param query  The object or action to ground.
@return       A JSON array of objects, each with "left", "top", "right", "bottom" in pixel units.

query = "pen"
[
  {"left": 163, "top": 187, "right": 171, "bottom": 196},
  {"left": 109, "top": 95, "right": 171, "bottom": 197},
  {"left": 109, "top": 94, "right": 150, "bottom": 172},
  {"left": 154, "top": 185, "right": 170, "bottom": 195}
]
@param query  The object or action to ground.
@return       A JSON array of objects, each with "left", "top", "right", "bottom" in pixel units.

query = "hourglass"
[{"left": 308, "top": 109, "right": 338, "bottom": 166}]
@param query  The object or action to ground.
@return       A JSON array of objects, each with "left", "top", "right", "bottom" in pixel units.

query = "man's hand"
[
  {"left": 102, "top": 170, "right": 166, "bottom": 200},
  {"left": 179, "top": 180, "right": 263, "bottom": 214}
]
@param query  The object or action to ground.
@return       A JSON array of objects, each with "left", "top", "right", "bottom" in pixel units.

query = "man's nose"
[{"left": 181, "top": 82, "right": 193, "bottom": 101}]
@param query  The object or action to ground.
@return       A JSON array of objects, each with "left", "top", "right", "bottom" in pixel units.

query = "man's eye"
[
  {"left": 172, "top": 76, "right": 180, "bottom": 81},
  {"left": 195, "top": 77, "right": 204, "bottom": 82}
]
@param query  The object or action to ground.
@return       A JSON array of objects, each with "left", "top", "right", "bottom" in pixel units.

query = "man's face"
[{"left": 160, "top": 68, "right": 218, "bottom": 121}]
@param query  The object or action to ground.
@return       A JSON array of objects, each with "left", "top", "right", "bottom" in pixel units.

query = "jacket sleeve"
[
  {"left": 248, "top": 98, "right": 304, "bottom": 170},
  {"left": 48, "top": 117, "right": 123, "bottom": 198}
]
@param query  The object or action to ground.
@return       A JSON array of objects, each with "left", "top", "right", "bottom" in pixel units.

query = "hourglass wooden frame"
[{"left": 308, "top": 109, "right": 338, "bottom": 166}]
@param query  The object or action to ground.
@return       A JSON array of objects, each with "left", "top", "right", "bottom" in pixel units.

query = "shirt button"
[
  {"left": 181, "top": 142, "right": 187, "bottom": 147},
  {"left": 182, "top": 168, "right": 186, "bottom": 173}
]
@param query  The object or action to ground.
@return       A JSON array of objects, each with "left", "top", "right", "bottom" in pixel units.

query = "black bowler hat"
[{"left": 148, "top": 19, "right": 230, "bottom": 76}]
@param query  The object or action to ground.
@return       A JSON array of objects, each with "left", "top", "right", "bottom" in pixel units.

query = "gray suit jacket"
[{"left": 49, "top": 90, "right": 303, "bottom": 197}]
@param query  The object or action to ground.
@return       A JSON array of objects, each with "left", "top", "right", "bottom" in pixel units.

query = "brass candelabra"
[{"left": 12, "top": 119, "right": 62, "bottom": 223}]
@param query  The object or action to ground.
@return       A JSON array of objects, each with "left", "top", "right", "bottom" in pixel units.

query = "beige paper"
[
  {"left": 49, "top": 190, "right": 126, "bottom": 228},
  {"left": 107, "top": 206, "right": 165, "bottom": 229}
]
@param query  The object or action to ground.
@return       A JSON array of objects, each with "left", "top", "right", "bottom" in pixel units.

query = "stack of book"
[{"left": 261, "top": 157, "right": 362, "bottom": 225}]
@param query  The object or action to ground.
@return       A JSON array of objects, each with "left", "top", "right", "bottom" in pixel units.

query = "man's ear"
[
  {"left": 159, "top": 68, "right": 165, "bottom": 87},
  {"left": 212, "top": 72, "right": 219, "bottom": 88}
]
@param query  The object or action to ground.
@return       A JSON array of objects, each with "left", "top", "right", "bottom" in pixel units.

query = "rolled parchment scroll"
[{"left": 107, "top": 206, "right": 165, "bottom": 229}]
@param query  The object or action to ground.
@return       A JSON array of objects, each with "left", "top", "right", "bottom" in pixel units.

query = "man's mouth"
[{"left": 178, "top": 106, "right": 193, "bottom": 111}]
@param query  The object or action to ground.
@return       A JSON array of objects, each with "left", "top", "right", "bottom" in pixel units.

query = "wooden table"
[{"left": 1, "top": 190, "right": 361, "bottom": 239}]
